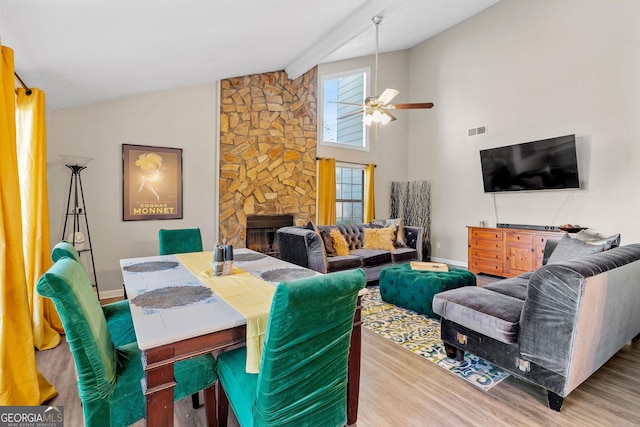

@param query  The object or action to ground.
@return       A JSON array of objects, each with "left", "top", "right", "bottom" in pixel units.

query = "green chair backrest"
[
  {"left": 158, "top": 228, "right": 203, "bottom": 255},
  {"left": 254, "top": 268, "right": 366, "bottom": 426},
  {"left": 36, "top": 257, "right": 117, "bottom": 402},
  {"left": 51, "top": 241, "right": 81, "bottom": 263}
]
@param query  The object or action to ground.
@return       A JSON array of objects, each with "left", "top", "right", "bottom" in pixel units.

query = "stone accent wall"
[{"left": 219, "top": 68, "right": 317, "bottom": 246}]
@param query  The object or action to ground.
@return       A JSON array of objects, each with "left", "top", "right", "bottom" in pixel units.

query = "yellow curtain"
[
  {"left": 17, "top": 88, "right": 63, "bottom": 350},
  {"left": 316, "top": 158, "right": 336, "bottom": 225},
  {"left": 0, "top": 45, "right": 57, "bottom": 405},
  {"left": 364, "top": 163, "right": 375, "bottom": 223}
]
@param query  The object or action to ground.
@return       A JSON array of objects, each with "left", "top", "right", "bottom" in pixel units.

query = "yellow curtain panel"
[
  {"left": 364, "top": 163, "right": 375, "bottom": 223},
  {"left": 0, "top": 45, "right": 57, "bottom": 405},
  {"left": 17, "top": 88, "right": 63, "bottom": 350},
  {"left": 316, "top": 158, "right": 336, "bottom": 225}
]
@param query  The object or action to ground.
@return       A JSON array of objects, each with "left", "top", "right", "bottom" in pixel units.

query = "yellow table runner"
[{"left": 175, "top": 252, "right": 275, "bottom": 373}]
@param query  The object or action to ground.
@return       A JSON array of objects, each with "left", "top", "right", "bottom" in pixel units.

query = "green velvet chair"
[
  {"left": 216, "top": 268, "right": 366, "bottom": 427},
  {"left": 157, "top": 228, "right": 205, "bottom": 408},
  {"left": 159, "top": 227, "right": 203, "bottom": 255},
  {"left": 51, "top": 241, "right": 135, "bottom": 347},
  {"left": 37, "top": 257, "right": 217, "bottom": 427}
]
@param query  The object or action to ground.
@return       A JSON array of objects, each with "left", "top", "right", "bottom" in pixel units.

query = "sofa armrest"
[
  {"left": 404, "top": 226, "right": 423, "bottom": 261},
  {"left": 276, "top": 226, "right": 327, "bottom": 274},
  {"left": 519, "top": 244, "right": 640, "bottom": 392}
]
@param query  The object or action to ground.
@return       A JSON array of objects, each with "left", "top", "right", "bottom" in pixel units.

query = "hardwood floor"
[{"left": 37, "top": 275, "right": 640, "bottom": 426}]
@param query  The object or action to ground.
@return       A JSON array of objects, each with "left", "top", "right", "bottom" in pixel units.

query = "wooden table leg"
[
  {"left": 143, "top": 348, "right": 177, "bottom": 427},
  {"left": 347, "top": 295, "right": 362, "bottom": 425}
]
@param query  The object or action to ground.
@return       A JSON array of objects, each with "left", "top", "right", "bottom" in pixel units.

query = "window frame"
[
  {"left": 335, "top": 163, "right": 365, "bottom": 225},
  {"left": 319, "top": 67, "right": 371, "bottom": 152}
]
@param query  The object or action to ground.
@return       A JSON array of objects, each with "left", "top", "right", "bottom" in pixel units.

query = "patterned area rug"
[{"left": 361, "top": 286, "right": 510, "bottom": 391}]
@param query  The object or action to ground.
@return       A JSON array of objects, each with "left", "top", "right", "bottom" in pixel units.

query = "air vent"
[{"left": 468, "top": 125, "right": 487, "bottom": 137}]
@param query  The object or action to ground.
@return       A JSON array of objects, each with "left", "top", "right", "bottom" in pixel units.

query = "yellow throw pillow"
[
  {"left": 329, "top": 228, "right": 350, "bottom": 256},
  {"left": 363, "top": 227, "right": 396, "bottom": 251}
]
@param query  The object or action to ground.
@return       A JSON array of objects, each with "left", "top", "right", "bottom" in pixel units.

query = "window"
[
  {"left": 320, "top": 68, "right": 369, "bottom": 151},
  {"left": 336, "top": 165, "right": 364, "bottom": 224}
]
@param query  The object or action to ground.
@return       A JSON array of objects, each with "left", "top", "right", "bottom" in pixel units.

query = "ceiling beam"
[{"left": 285, "top": 0, "right": 389, "bottom": 80}]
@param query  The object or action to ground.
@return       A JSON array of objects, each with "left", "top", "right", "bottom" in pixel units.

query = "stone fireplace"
[
  {"left": 245, "top": 214, "right": 294, "bottom": 258},
  {"left": 219, "top": 68, "right": 317, "bottom": 246}
]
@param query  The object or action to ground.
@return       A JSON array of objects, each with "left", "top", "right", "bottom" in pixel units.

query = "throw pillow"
[
  {"left": 574, "top": 230, "right": 621, "bottom": 250},
  {"left": 320, "top": 229, "right": 337, "bottom": 257},
  {"left": 303, "top": 220, "right": 319, "bottom": 234},
  {"left": 372, "top": 218, "right": 407, "bottom": 247},
  {"left": 363, "top": 227, "right": 396, "bottom": 251},
  {"left": 547, "top": 234, "right": 605, "bottom": 264},
  {"left": 329, "top": 228, "right": 350, "bottom": 256}
]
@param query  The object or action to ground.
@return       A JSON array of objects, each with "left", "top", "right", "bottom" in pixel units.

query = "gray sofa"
[
  {"left": 276, "top": 223, "right": 423, "bottom": 283},
  {"left": 433, "top": 240, "right": 640, "bottom": 411}
]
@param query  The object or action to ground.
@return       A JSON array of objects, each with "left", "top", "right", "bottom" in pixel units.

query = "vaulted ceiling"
[{"left": 0, "top": 0, "right": 500, "bottom": 109}]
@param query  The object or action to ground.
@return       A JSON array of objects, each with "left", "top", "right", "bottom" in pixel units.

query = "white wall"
[
  {"left": 407, "top": 0, "right": 640, "bottom": 264},
  {"left": 318, "top": 50, "right": 411, "bottom": 219},
  {"left": 47, "top": 83, "right": 218, "bottom": 296}
]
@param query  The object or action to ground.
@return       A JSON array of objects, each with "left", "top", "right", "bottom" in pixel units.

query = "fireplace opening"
[{"left": 245, "top": 214, "right": 294, "bottom": 258}]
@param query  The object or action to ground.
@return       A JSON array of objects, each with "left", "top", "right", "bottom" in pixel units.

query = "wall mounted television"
[{"left": 479, "top": 134, "right": 580, "bottom": 193}]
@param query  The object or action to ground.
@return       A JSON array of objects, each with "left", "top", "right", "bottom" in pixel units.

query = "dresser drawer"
[
  {"left": 470, "top": 248, "right": 504, "bottom": 262},
  {"left": 535, "top": 233, "right": 560, "bottom": 246},
  {"left": 470, "top": 229, "right": 503, "bottom": 241},
  {"left": 506, "top": 233, "right": 533, "bottom": 245},
  {"left": 469, "top": 259, "right": 504, "bottom": 275},
  {"left": 470, "top": 239, "right": 503, "bottom": 252}
]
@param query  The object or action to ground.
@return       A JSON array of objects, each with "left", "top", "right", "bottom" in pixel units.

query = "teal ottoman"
[{"left": 379, "top": 263, "right": 476, "bottom": 318}]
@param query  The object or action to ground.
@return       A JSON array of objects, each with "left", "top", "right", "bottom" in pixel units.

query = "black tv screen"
[{"left": 480, "top": 134, "right": 580, "bottom": 193}]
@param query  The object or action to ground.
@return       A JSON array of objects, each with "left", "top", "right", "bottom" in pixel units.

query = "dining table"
[{"left": 120, "top": 248, "right": 363, "bottom": 426}]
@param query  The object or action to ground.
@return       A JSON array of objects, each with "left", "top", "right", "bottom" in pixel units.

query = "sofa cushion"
[
  {"left": 330, "top": 228, "right": 350, "bottom": 256},
  {"left": 326, "top": 255, "right": 363, "bottom": 273},
  {"left": 483, "top": 276, "right": 529, "bottom": 300},
  {"left": 350, "top": 249, "right": 392, "bottom": 267},
  {"left": 363, "top": 227, "right": 395, "bottom": 251},
  {"left": 547, "top": 234, "right": 605, "bottom": 264},
  {"left": 432, "top": 287, "right": 524, "bottom": 344},
  {"left": 390, "top": 248, "right": 418, "bottom": 263}
]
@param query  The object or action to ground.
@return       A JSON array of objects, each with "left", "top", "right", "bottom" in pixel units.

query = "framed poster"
[{"left": 122, "top": 144, "right": 183, "bottom": 221}]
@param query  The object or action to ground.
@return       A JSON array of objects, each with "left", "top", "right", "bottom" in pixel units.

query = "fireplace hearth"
[{"left": 245, "top": 214, "right": 294, "bottom": 258}]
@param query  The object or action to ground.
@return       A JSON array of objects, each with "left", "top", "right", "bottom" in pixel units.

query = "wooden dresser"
[{"left": 467, "top": 226, "right": 564, "bottom": 277}]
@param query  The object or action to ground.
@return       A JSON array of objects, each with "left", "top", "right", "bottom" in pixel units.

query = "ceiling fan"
[{"left": 336, "top": 16, "right": 434, "bottom": 126}]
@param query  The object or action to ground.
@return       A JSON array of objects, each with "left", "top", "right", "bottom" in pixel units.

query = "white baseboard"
[
  {"left": 99, "top": 288, "right": 125, "bottom": 301},
  {"left": 429, "top": 256, "right": 467, "bottom": 268}
]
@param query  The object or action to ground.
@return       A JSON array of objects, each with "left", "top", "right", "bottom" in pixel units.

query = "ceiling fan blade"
[
  {"left": 328, "top": 101, "right": 366, "bottom": 107},
  {"left": 388, "top": 102, "right": 434, "bottom": 109},
  {"left": 337, "top": 110, "right": 366, "bottom": 120},
  {"left": 377, "top": 88, "right": 400, "bottom": 105}
]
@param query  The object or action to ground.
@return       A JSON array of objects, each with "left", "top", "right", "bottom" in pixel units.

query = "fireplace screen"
[{"left": 245, "top": 214, "right": 294, "bottom": 258}]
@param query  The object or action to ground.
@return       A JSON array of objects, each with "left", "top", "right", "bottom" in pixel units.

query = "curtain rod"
[
  {"left": 14, "top": 72, "right": 32, "bottom": 95},
  {"left": 316, "top": 157, "right": 376, "bottom": 168}
]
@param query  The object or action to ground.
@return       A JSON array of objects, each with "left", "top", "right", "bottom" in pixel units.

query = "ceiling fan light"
[
  {"left": 372, "top": 109, "right": 384, "bottom": 122},
  {"left": 380, "top": 113, "right": 392, "bottom": 125},
  {"left": 363, "top": 113, "right": 374, "bottom": 126}
]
